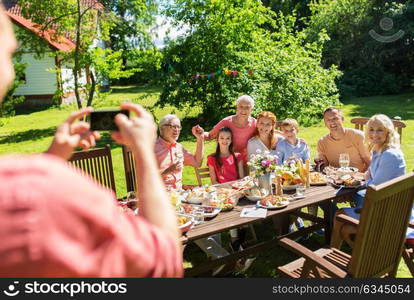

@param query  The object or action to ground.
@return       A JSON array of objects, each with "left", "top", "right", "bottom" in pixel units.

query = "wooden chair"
[
  {"left": 194, "top": 167, "right": 211, "bottom": 186},
  {"left": 350, "top": 117, "right": 406, "bottom": 143},
  {"left": 278, "top": 172, "right": 414, "bottom": 278},
  {"left": 402, "top": 222, "right": 414, "bottom": 277},
  {"left": 68, "top": 145, "right": 116, "bottom": 193},
  {"left": 122, "top": 145, "right": 136, "bottom": 193}
]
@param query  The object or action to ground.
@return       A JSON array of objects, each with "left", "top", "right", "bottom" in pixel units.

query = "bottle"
[
  {"left": 275, "top": 175, "right": 282, "bottom": 196},
  {"left": 305, "top": 159, "right": 310, "bottom": 188}
]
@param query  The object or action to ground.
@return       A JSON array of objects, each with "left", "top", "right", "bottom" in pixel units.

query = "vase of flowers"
[{"left": 247, "top": 150, "right": 279, "bottom": 194}]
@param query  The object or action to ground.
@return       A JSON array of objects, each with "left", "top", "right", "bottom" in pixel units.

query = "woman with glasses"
[{"left": 155, "top": 114, "right": 204, "bottom": 190}]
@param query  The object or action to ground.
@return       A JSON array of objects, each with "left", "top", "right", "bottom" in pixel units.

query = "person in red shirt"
[
  {"left": 0, "top": 5, "right": 182, "bottom": 278},
  {"left": 207, "top": 127, "right": 244, "bottom": 184},
  {"left": 206, "top": 127, "right": 253, "bottom": 270}
]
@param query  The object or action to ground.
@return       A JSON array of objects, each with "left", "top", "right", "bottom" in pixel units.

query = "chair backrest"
[
  {"left": 68, "top": 145, "right": 116, "bottom": 193},
  {"left": 350, "top": 117, "right": 406, "bottom": 143},
  {"left": 122, "top": 145, "right": 136, "bottom": 193},
  {"left": 194, "top": 167, "right": 211, "bottom": 186},
  {"left": 348, "top": 172, "right": 414, "bottom": 277}
]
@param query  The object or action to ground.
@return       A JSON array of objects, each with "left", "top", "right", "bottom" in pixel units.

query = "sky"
[{"left": 151, "top": 14, "right": 188, "bottom": 48}]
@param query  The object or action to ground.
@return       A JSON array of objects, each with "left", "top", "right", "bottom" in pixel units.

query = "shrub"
[{"left": 157, "top": 0, "right": 341, "bottom": 127}]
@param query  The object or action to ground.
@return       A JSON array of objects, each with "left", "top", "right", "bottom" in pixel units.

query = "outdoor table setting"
[
  {"left": 178, "top": 179, "right": 358, "bottom": 276},
  {"left": 115, "top": 165, "right": 359, "bottom": 277},
  {"left": 115, "top": 153, "right": 363, "bottom": 277}
]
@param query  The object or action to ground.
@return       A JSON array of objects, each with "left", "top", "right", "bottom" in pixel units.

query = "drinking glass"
[
  {"left": 192, "top": 206, "right": 205, "bottom": 225},
  {"left": 296, "top": 185, "right": 306, "bottom": 197},
  {"left": 339, "top": 153, "right": 350, "bottom": 169}
]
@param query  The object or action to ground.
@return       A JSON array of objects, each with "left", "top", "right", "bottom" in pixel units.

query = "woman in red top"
[{"left": 207, "top": 127, "right": 244, "bottom": 184}]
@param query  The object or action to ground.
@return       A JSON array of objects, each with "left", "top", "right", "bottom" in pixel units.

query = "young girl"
[
  {"left": 207, "top": 127, "right": 244, "bottom": 184},
  {"left": 206, "top": 127, "right": 251, "bottom": 266}
]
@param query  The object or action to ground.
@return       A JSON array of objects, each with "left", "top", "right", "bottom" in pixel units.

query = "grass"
[{"left": 0, "top": 85, "right": 413, "bottom": 277}]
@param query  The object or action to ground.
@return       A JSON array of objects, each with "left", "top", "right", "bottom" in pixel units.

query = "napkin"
[{"left": 240, "top": 207, "right": 267, "bottom": 218}]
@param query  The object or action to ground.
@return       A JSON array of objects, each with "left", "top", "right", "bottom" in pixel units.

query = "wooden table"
[{"left": 182, "top": 184, "right": 356, "bottom": 276}]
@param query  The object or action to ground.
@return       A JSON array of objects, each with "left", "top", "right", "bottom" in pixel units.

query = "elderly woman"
[
  {"left": 247, "top": 111, "right": 283, "bottom": 160},
  {"left": 155, "top": 114, "right": 204, "bottom": 190},
  {"left": 331, "top": 114, "right": 410, "bottom": 248},
  {"left": 195, "top": 95, "right": 257, "bottom": 165}
]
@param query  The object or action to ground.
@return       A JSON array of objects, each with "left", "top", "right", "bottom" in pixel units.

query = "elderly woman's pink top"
[
  {"left": 208, "top": 115, "right": 257, "bottom": 163},
  {"left": 154, "top": 137, "right": 197, "bottom": 189}
]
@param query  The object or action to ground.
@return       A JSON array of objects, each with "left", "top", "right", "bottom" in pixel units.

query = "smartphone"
[{"left": 89, "top": 109, "right": 130, "bottom": 131}]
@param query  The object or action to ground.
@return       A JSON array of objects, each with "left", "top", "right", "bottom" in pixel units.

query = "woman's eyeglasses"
[{"left": 164, "top": 124, "right": 182, "bottom": 130}]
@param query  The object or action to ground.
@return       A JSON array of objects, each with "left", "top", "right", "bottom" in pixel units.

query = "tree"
[
  {"left": 158, "top": 0, "right": 340, "bottom": 126},
  {"left": 0, "top": 62, "right": 26, "bottom": 118},
  {"left": 18, "top": 0, "right": 135, "bottom": 109},
  {"left": 99, "top": 0, "right": 158, "bottom": 66},
  {"left": 261, "top": 0, "right": 311, "bottom": 31},
  {"left": 306, "top": 0, "right": 414, "bottom": 96}
]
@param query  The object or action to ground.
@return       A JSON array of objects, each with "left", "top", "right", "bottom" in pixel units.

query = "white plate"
[
  {"left": 290, "top": 194, "right": 306, "bottom": 201},
  {"left": 256, "top": 200, "right": 289, "bottom": 210},
  {"left": 183, "top": 197, "right": 204, "bottom": 204},
  {"left": 181, "top": 204, "right": 221, "bottom": 218},
  {"left": 202, "top": 207, "right": 221, "bottom": 218},
  {"left": 245, "top": 195, "right": 262, "bottom": 202},
  {"left": 177, "top": 215, "right": 194, "bottom": 233}
]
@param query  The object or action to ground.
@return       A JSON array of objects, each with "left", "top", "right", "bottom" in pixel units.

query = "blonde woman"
[{"left": 331, "top": 114, "right": 407, "bottom": 247}]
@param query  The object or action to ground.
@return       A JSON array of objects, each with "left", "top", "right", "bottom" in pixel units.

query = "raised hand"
[
  {"left": 192, "top": 125, "right": 204, "bottom": 139},
  {"left": 46, "top": 107, "right": 100, "bottom": 160},
  {"left": 111, "top": 102, "right": 157, "bottom": 154}
]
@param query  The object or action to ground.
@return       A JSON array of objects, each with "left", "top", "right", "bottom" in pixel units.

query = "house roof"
[{"left": 2, "top": 0, "right": 104, "bottom": 52}]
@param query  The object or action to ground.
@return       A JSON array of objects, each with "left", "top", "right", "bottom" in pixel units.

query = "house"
[{"left": 2, "top": 0, "right": 107, "bottom": 105}]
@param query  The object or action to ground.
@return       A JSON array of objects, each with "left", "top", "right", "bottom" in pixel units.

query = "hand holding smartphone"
[{"left": 88, "top": 109, "right": 130, "bottom": 131}]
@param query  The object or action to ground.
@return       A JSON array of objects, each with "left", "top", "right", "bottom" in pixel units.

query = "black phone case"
[{"left": 89, "top": 110, "right": 129, "bottom": 131}]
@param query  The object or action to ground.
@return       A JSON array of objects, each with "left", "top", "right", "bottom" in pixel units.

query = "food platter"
[
  {"left": 309, "top": 172, "right": 328, "bottom": 186},
  {"left": 230, "top": 177, "right": 255, "bottom": 190},
  {"left": 182, "top": 204, "right": 221, "bottom": 218},
  {"left": 244, "top": 187, "right": 268, "bottom": 202},
  {"left": 329, "top": 180, "right": 365, "bottom": 189},
  {"left": 218, "top": 198, "right": 238, "bottom": 211},
  {"left": 177, "top": 214, "right": 194, "bottom": 233},
  {"left": 328, "top": 175, "right": 365, "bottom": 189},
  {"left": 183, "top": 196, "right": 204, "bottom": 204},
  {"left": 257, "top": 195, "right": 290, "bottom": 210}
]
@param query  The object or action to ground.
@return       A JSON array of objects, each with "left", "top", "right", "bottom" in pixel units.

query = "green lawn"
[{"left": 0, "top": 86, "right": 413, "bottom": 277}]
